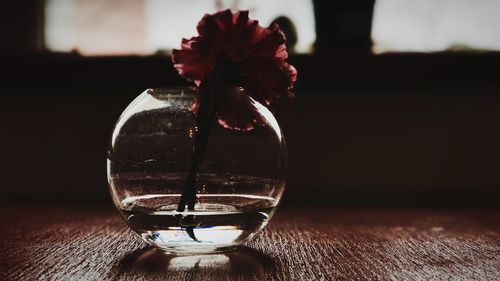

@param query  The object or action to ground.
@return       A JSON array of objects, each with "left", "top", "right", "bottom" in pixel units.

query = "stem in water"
[{"left": 177, "top": 87, "right": 216, "bottom": 241}]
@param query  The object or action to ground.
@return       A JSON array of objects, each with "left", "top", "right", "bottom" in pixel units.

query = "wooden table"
[{"left": 1, "top": 204, "right": 499, "bottom": 280}]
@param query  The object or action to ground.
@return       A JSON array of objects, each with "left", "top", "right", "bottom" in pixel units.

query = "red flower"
[{"left": 172, "top": 9, "right": 297, "bottom": 130}]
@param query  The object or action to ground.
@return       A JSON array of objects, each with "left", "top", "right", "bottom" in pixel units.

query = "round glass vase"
[{"left": 107, "top": 87, "right": 286, "bottom": 254}]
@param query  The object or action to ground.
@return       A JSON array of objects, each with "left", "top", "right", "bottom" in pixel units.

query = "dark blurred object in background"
[
  {"left": 0, "top": 1, "right": 45, "bottom": 54},
  {"left": 271, "top": 16, "right": 298, "bottom": 54},
  {"left": 313, "top": 0, "right": 375, "bottom": 53}
]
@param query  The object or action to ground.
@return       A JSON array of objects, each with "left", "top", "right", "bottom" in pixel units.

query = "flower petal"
[
  {"left": 216, "top": 87, "right": 266, "bottom": 131},
  {"left": 171, "top": 9, "right": 297, "bottom": 130}
]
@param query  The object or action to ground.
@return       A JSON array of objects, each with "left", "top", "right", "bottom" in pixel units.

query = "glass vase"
[{"left": 107, "top": 87, "right": 286, "bottom": 254}]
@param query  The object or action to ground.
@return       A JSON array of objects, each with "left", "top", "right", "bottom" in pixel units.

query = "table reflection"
[{"left": 117, "top": 245, "right": 275, "bottom": 278}]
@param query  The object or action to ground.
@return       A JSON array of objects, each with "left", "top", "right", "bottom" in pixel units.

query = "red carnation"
[{"left": 172, "top": 9, "right": 297, "bottom": 130}]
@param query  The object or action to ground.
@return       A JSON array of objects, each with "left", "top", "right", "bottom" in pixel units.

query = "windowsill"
[{"left": 1, "top": 51, "right": 500, "bottom": 91}]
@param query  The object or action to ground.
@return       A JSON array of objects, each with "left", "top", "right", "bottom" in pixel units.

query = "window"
[
  {"left": 45, "top": 0, "right": 500, "bottom": 55},
  {"left": 372, "top": 0, "right": 500, "bottom": 53},
  {"left": 45, "top": 0, "right": 316, "bottom": 56}
]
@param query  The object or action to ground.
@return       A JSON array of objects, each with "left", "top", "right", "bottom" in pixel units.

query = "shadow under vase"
[{"left": 116, "top": 245, "right": 276, "bottom": 279}]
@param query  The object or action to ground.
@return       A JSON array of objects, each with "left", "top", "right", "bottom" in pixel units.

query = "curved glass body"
[{"left": 107, "top": 87, "right": 286, "bottom": 253}]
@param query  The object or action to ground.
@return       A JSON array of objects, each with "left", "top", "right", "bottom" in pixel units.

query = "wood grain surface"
[{"left": 1, "top": 204, "right": 499, "bottom": 280}]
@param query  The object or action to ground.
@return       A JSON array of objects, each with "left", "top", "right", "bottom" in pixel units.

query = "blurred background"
[{"left": 1, "top": 0, "right": 499, "bottom": 206}]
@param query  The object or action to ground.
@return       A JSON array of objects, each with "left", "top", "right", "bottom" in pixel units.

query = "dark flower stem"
[
  {"left": 177, "top": 89, "right": 216, "bottom": 212},
  {"left": 176, "top": 86, "right": 217, "bottom": 241}
]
